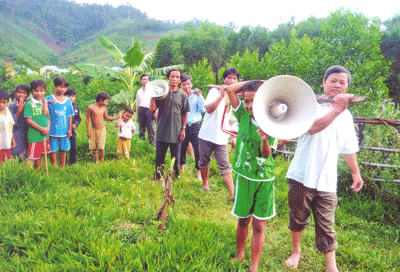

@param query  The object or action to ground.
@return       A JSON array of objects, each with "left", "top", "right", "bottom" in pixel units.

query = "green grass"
[{"left": 0, "top": 118, "right": 399, "bottom": 271}]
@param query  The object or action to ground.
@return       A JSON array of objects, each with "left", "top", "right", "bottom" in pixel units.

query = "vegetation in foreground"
[{"left": 0, "top": 117, "right": 399, "bottom": 271}]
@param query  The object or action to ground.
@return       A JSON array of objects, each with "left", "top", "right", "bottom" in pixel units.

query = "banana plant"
[{"left": 75, "top": 35, "right": 184, "bottom": 109}]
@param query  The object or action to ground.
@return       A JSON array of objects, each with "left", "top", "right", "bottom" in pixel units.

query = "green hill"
[
  {"left": 59, "top": 19, "right": 185, "bottom": 67},
  {"left": 0, "top": 12, "right": 58, "bottom": 70},
  {"left": 0, "top": 0, "right": 185, "bottom": 68}
]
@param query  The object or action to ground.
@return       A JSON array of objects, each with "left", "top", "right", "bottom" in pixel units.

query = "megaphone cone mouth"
[
  {"left": 269, "top": 100, "right": 288, "bottom": 120},
  {"left": 253, "top": 75, "right": 317, "bottom": 140},
  {"left": 149, "top": 80, "right": 169, "bottom": 100}
]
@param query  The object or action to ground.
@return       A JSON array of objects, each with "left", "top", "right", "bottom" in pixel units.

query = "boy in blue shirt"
[
  {"left": 46, "top": 76, "right": 73, "bottom": 168},
  {"left": 227, "top": 80, "right": 278, "bottom": 272}
]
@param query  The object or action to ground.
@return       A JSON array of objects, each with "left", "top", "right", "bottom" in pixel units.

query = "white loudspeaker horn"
[
  {"left": 253, "top": 75, "right": 317, "bottom": 140},
  {"left": 149, "top": 80, "right": 169, "bottom": 100}
]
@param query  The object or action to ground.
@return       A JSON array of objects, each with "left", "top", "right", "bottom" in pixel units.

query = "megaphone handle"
[{"left": 221, "top": 104, "right": 237, "bottom": 137}]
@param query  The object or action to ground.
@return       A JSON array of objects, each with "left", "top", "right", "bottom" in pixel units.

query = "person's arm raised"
[
  {"left": 308, "top": 93, "right": 354, "bottom": 135},
  {"left": 226, "top": 81, "right": 248, "bottom": 109}
]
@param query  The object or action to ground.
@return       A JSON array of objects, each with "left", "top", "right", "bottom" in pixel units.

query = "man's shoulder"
[{"left": 177, "top": 89, "right": 188, "bottom": 97}]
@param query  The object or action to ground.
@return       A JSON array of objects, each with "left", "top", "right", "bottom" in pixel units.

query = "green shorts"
[{"left": 231, "top": 174, "right": 276, "bottom": 220}]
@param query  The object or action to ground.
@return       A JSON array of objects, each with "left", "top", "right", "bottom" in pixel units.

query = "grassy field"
[{"left": 1, "top": 118, "right": 399, "bottom": 271}]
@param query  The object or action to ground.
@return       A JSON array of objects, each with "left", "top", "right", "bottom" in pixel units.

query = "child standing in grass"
[
  {"left": 9, "top": 84, "right": 30, "bottom": 162},
  {"left": 115, "top": 107, "right": 135, "bottom": 160},
  {"left": 227, "top": 80, "right": 278, "bottom": 272},
  {"left": 46, "top": 76, "right": 74, "bottom": 169},
  {"left": 0, "top": 89, "right": 16, "bottom": 162},
  {"left": 86, "top": 92, "right": 120, "bottom": 163},
  {"left": 24, "top": 79, "right": 50, "bottom": 171},
  {"left": 64, "top": 88, "right": 81, "bottom": 165}
]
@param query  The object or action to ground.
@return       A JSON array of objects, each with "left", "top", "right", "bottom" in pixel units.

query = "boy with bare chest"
[{"left": 86, "top": 92, "right": 120, "bottom": 162}]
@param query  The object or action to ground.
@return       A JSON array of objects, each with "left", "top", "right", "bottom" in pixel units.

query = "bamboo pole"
[{"left": 354, "top": 117, "right": 400, "bottom": 127}]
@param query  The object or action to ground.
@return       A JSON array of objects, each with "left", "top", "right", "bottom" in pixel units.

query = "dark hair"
[
  {"left": 14, "top": 83, "right": 30, "bottom": 97},
  {"left": 30, "top": 79, "right": 46, "bottom": 91},
  {"left": 124, "top": 107, "right": 134, "bottom": 115},
  {"left": 0, "top": 89, "right": 9, "bottom": 101},
  {"left": 324, "top": 65, "right": 351, "bottom": 84},
  {"left": 180, "top": 75, "right": 192, "bottom": 83},
  {"left": 64, "top": 88, "right": 76, "bottom": 96},
  {"left": 223, "top": 67, "right": 240, "bottom": 80},
  {"left": 54, "top": 76, "right": 69, "bottom": 87},
  {"left": 10, "top": 90, "right": 16, "bottom": 100},
  {"left": 140, "top": 74, "right": 151, "bottom": 80},
  {"left": 166, "top": 68, "right": 181, "bottom": 79},
  {"left": 242, "top": 80, "right": 264, "bottom": 94},
  {"left": 96, "top": 92, "right": 110, "bottom": 102}
]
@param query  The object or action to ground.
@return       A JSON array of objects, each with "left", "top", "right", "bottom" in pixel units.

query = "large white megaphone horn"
[{"left": 253, "top": 75, "right": 317, "bottom": 140}]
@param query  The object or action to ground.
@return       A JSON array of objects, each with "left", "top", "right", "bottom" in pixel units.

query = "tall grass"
[{"left": 1, "top": 116, "right": 399, "bottom": 271}]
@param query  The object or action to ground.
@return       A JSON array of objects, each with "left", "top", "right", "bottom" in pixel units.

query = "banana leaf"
[
  {"left": 74, "top": 63, "right": 121, "bottom": 81},
  {"left": 124, "top": 39, "right": 146, "bottom": 68},
  {"left": 110, "top": 90, "right": 132, "bottom": 105},
  {"left": 99, "top": 35, "right": 125, "bottom": 63}
]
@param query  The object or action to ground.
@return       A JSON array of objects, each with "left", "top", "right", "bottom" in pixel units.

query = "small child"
[
  {"left": 46, "top": 76, "right": 74, "bottom": 169},
  {"left": 86, "top": 92, "right": 120, "bottom": 163},
  {"left": 227, "top": 80, "right": 278, "bottom": 272},
  {"left": 0, "top": 89, "right": 16, "bottom": 162},
  {"left": 9, "top": 84, "right": 30, "bottom": 162},
  {"left": 115, "top": 107, "right": 136, "bottom": 160},
  {"left": 64, "top": 88, "right": 81, "bottom": 164},
  {"left": 24, "top": 79, "right": 50, "bottom": 171}
]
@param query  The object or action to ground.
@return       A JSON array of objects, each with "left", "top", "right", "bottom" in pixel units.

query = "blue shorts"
[{"left": 49, "top": 136, "right": 71, "bottom": 152}]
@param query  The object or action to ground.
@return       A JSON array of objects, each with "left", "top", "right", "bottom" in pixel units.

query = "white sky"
[{"left": 71, "top": 0, "right": 400, "bottom": 30}]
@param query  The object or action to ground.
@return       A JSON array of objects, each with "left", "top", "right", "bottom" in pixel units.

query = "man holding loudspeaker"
[{"left": 285, "top": 66, "right": 363, "bottom": 272}]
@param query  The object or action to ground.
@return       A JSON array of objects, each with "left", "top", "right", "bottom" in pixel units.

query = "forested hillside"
[{"left": 0, "top": 0, "right": 183, "bottom": 68}]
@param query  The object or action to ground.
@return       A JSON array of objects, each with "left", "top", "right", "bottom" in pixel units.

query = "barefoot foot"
[{"left": 285, "top": 252, "right": 301, "bottom": 269}]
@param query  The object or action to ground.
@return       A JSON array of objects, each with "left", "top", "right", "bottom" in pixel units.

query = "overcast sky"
[{"left": 70, "top": 0, "right": 399, "bottom": 30}]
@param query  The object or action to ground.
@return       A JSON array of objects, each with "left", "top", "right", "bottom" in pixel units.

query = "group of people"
[
  {"left": 0, "top": 65, "right": 364, "bottom": 272},
  {"left": 146, "top": 66, "right": 363, "bottom": 272},
  {"left": 0, "top": 77, "right": 81, "bottom": 169}
]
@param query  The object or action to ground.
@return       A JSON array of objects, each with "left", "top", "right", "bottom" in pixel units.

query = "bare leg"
[
  {"left": 99, "top": 149, "right": 105, "bottom": 162},
  {"left": 27, "top": 159, "right": 35, "bottom": 168},
  {"left": 200, "top": 167, "right": 209, "bottom": 189},
  {"left": 324, "top": 250, "right": 338, "bottom": 272},
  {"left": 249, "top": 218, "right": 267, "bottom": 272},
  {"left": 222, "top": 173, "right": 235, "bottom": 200},
  {"left": 35, "top": 157, "right": 42, "bottom": 172},
  {"left": 180, "top": 164, "right": 185, "bottom": 172},
  {"left": 196, "top": 170, "right": 202, "bottom": 181},
  {"left": 93, "top": 149, "right": 98, "bottom": 163},
  {"left": 60, "top": 151, "right": 67, "bottom": 168},
  {"left": 234, "top": 217, "right": 252, "bottom": 262},
  {"left": 285, "top": 230, "right": 303, "bottom": 269},
  {"left": 50, "top": 152, "right": 57, "bottom": 166},
  {"left": 187, "top": 142, "right": 195, "bottom": 159}
]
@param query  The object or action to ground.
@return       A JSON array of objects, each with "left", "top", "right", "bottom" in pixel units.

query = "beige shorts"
[
  {"left": 287, "top": 179, "right": 338, "bottom": 253},
  {"left": 89, "top": 127, "right": 106, "bottom": 150}
]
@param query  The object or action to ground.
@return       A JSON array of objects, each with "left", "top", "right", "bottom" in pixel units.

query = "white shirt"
[
  {"left": 0, "top": 108, "right": 15, "bottom": 150},
  {"left": 198, "top": 88, "right": 231, "bottom": 145},
  {"left": 117, "top": 119, "right": 136, "bottom": 139},
  {"left": 136, "top": 84, "right": 154, "bottom": 109},
  {"left": 286, "top": 103, "right": 359, "bottom": 193}
]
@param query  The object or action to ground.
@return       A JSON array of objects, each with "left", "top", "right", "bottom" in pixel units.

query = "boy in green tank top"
[{"left": 227, "top": 80, "right": 278, "bottom": 272}]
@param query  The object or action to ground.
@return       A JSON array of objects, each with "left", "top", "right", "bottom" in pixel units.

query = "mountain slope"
[
  {"left": 0, "top": 12, "right": 58, "bottom": 70},
  {"left": 0, "top": 0, "right": 184, "bottom": 68}
]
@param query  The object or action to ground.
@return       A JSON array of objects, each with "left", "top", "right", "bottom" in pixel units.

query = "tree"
[
  {"left": 382, "top": 13, "right": 400, "bottom": 105},
  {"left": 75, "top": 35, "right": 183, "bottom": 109},
  {"left": 188, "top": 58, "right": 215, "bottom": 97}
]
